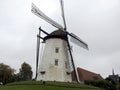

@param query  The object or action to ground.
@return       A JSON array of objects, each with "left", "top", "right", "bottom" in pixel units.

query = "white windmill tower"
[{"left": 31, "top": 0, "right": 88, "bottom": 82}]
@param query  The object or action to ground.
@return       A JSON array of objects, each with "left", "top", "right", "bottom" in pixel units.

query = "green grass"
[{"left": 0, "top": 81, "right": 105, "bottom": 90}]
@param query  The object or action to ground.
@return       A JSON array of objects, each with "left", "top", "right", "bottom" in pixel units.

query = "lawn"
[{"left": 0, "top": 81, "right": 105, "bottom": 90}]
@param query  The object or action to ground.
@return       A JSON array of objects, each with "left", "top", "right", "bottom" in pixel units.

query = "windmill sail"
[
  {"left": 31, "top": 3, "right": 64, "bottom": 30},
  {"left": 60, "top": 0, "right": 67, "bottom": 30},
  {"left": 35, "top": 30, "right": 41, "bottom": 80},
  {"left": 69, "top": 33, "right": 88, "bottom": 50}
]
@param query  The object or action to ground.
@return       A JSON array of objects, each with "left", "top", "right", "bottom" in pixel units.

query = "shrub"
[{"left": 84, "top": 80, "right": 116, "bottom": 90}]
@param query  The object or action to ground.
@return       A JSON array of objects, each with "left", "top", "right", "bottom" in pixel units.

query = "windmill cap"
[{"left": 44, "top": 30, "right": 67, "bottom": 41}]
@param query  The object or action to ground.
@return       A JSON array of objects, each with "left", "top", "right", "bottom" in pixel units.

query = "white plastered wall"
[{"left": 37, "top": 38, "right": 72, "bottom": 82}]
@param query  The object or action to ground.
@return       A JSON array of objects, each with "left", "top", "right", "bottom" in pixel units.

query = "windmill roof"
[{"left": 44, "top": 30, "right": 67, "bottom": 41}]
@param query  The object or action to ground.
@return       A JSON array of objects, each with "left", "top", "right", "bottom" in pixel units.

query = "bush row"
[{"left": 84, "top": 80, "right": 116, "bottom": 90}]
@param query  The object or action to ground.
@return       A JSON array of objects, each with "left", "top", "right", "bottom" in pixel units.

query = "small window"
[
  {"left": 55, "top": 47, "right": 59, "bottom": 53},
  {"left": 55, "top": 59, "right": 58, "bottom": 66},
  {"left": 66, "top": 72, "right": 71, "bottom": 75},
  {"left": 40, "top": 71, "right": 45, "bottom": 75},
  {"left": 65, "top": 62, "right": 68, "bottom": 68}
]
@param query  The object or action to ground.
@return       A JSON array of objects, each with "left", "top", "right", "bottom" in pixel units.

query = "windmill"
[{"left": 31, "top": 0, "right": 88, "bottom": 82}]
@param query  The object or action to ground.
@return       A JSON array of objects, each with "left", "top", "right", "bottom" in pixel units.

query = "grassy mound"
[{"left": 0, "top": 81, "right": 105, "bottom": 90}]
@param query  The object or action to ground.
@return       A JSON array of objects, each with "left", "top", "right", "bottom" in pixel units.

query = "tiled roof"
[{"left": 72, "top": 67, "right": 103, "bottom": 81}]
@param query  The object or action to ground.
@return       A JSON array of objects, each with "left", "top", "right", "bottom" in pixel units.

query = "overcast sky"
[{"left": 0, "top": 0, "right": 120, "bottom": 78}]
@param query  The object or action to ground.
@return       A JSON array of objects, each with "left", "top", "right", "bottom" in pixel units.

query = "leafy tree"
[
  {"left": 13, "top": 73, "right": 22, "bottom": 81},
  {"left": 0, "top": 63, "right": 15, "bottom": 84},
  {"left": 19, "top": 62, "right": 33, "bottom": 81},
  {"left": 119, "top": 76, "right": 120, "bottom": 83}
]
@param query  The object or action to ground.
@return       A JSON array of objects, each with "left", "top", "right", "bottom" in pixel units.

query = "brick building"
[{"left": 72, "top": 67, "right": 103, "bottom": 82}]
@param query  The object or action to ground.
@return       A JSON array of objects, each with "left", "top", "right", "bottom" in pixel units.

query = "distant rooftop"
[{"left": 72, "top": 67, "right": 104, "bottom": 81}]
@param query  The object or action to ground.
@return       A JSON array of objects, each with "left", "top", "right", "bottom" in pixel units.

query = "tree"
[
  {"left": 119, "top": 76, "right": 120, "bottom": 83},
  {"left": 19, "top": 62, "right": 33, "bottom": 81},
  {"left": 0, "top": 63, "right": 15, "bottom": 84}
]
